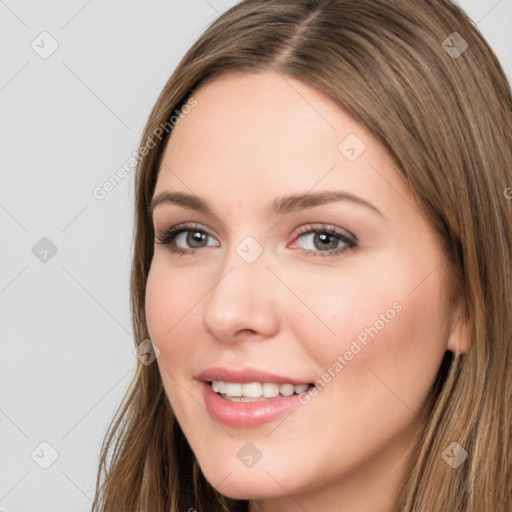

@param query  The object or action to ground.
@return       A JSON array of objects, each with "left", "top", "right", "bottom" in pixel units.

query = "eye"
[
  {"left": 292, "top": 224, "right": 357, "bottom": 257},
  {"left": 155, "top": 222, "right": 357, "bottom": 258},
  {"left": 155, "top": 223, "right": 219, "bottom": 255}
]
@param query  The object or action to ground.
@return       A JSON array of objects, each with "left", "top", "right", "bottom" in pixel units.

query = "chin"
[{"left": 198, "top": 460, "right": 290, "bottom": 500}]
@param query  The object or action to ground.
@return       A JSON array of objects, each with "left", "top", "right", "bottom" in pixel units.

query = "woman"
[{"left": 92, "top": 0, "right": 512, "bottom": 510}]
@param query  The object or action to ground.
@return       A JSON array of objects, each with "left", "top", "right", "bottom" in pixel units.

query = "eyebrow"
[{"left": 149, "top": 190, "right": 385, "bottom": 219}]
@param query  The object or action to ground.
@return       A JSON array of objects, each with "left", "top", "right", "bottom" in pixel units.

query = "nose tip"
[{"left": 202, "top": 260, "right": 280, "bottom": 344}]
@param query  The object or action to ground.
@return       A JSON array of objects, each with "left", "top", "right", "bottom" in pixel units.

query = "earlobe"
[{"left": 447, "top": 301, "right": 471, "bottom": 355}]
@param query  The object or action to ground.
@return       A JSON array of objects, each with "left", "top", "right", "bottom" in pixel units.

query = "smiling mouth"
[{"left": 209, "top": 380, "right": 316, "bottom": 401}]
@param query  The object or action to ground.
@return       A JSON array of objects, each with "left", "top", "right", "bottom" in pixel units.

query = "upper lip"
[{"left": 196, "top": 367, "right": 313, "bottom": 385}]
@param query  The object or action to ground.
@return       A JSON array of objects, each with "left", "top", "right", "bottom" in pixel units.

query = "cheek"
[
  {"left": 278, "top": 262, "right": 398, "bottom": 366},
  {"left": 284, "top": 257, "right": 449, "bottom": 405},
  {"left": 145, "top": 266, "right": 172, "bottom": 345},
  {"left": 145, "top": 259, "right": 199, "bottom": 344},
  {"left": 145, "top": 261, "right": 204, "bottom": 418},
  {"left": 144, "top": 260, "right": 205, "bottom": 394}
]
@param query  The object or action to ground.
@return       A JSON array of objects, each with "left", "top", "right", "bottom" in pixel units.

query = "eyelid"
[
  {"left": 293, "top": 223, "right": 357, "bottom": 243},
  {"left": 155, "top": 221, "right": 217, "bottom": 245}
]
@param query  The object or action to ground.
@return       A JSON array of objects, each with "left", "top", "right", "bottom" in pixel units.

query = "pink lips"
[
  {"left": 196, "top": 367, "right": 315, "bottom": 428},
  {"left": 196, "top": 366, "right": 313, "bottom": 385},
  {"left": 200, "top": 381, "right": 311, "bottom": 427}
]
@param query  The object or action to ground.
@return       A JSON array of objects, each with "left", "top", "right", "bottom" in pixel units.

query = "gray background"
[{"left": 0, "top": 1, "right": 510, "bottom": 511}]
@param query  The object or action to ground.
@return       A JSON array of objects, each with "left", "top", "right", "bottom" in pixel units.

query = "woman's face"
[{"left": 146, "top": 71, "right": 463, "bottom": 510}]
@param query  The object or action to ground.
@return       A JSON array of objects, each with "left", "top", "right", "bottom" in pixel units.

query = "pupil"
[
  {"left": 315, "top": 232, "right": 337, "bottom": 250},
  {"left": 188, "top": 231, "right": 206, "bottom": 247}
]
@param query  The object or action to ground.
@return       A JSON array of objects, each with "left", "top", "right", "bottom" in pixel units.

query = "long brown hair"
[{"left": 92, "top": 1, "right": 512, "bottom": 510}]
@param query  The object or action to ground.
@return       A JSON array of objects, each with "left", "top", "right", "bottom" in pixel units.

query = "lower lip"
[{"left": 200, "top": 381, "right": 313, "bottom": 428}]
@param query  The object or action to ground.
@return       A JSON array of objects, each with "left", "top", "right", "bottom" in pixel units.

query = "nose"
[{"left": 202, "top": 243, "right": 280, "bottom": 343}]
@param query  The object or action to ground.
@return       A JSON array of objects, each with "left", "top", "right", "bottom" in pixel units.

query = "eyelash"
[{"left": 155, "top": 222, "right": 357, "bottom": 258}]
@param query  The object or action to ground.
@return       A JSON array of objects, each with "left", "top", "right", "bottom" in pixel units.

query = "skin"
[{"left": 145, "top": 71, "right": 468, "bottom": 512}]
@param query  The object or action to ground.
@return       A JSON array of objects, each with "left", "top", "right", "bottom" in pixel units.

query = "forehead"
[
  {"left": 169, "top": 71, "right": 370, "bottom": 161},
  {"left": 154, "top": 71, "right": 414, "bottom": 221}
]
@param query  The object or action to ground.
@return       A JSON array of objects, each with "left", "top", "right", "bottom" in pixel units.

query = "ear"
[{"left": 446, "top": 300, "right": 471, "bottom": 355}]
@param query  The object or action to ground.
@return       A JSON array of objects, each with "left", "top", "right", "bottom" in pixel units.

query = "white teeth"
[
  {"left": 225, "top": 383, "right": 242, "bottom": 397},
  {"left": 210, "top": 380, "right": 312, "bottom": 398},
  {"left": 262, "top": 382, "right": 280, "bottom": 397},
  {"left": 242, "top": 382, "right": 263, "bottom": 397},
  {"left": 279, "top": 383, "right": 295, "bottom": 397}
]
